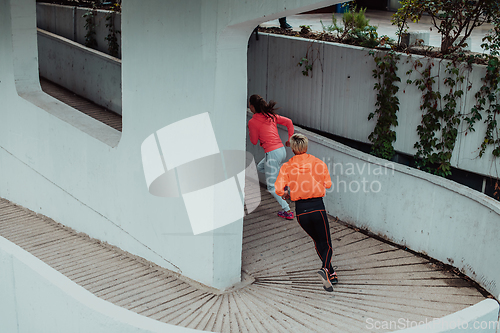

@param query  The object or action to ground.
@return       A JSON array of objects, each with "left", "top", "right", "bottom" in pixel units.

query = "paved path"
[{"left": 0, "top": 185, "right": 486, "bottom": 332}]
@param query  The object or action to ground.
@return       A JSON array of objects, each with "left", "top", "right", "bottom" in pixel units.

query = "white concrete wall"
[
  {"left": 246, "top": 110, "right": 500, "bottom": 301},
  {"left": 0, "top": 236, "right": 202, "bottom": 333},
  {"left": 36, "top": 3, "right": 122, "bottom": 58},
  {"left": 248, "top": 33, "right": 499, "bottom": 179},
  {"left": 36, "top": 2, "right": 75, "bottom": 40},
  {"left": 1, "top": 0, "right": 341, "bottom": 291},
  {"left": 38, "top": 28, "right": 122, "bottom": 115}
]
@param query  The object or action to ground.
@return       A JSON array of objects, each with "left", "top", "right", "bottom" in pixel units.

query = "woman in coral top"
[
  {"left": 248, "top": 94, "right": 294, "bottom": 219},
  {"left": 275, "top": 133, "right": 338, "bottom": 292}
]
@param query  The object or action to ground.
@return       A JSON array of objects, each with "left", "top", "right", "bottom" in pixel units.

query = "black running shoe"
[{"left": 317, "top": 268, "right": 333, "bottom": 292}]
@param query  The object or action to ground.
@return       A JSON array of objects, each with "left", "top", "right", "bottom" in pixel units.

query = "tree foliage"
[{"left": 393, "top": 0, "right": 500, "bottom": 54}]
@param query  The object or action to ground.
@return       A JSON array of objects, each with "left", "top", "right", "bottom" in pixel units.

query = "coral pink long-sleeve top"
[{"left": 248, "top": 113, "right": 294, "bottom": 153}]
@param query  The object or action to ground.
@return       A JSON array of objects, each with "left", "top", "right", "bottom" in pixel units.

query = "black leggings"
[{"left": 295, "top": 198, "right": 334, "bottom": 273}]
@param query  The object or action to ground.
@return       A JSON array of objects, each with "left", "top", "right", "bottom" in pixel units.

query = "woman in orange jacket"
[{"left": 275, "top": 133, "right": 338, "bottom": 292}]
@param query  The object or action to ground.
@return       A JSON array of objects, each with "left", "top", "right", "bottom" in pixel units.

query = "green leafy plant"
[
  {"left": 470, "top": 57, "right": 500, "bottom": 158},
  {"left": 299, "top": 25, "right": 311, "bottom": 34},
  {"left": 481, "top": 14, "right": 500, "bottom": 57},
  {"left": 321, "top": 6, "right": 385, "bottom": 48},
  {"left": 320, "top": 11, "right": 344, "bottom": 34},
  {"left": 297, "top": 41, "right": 322, "bottom": 77},
  {"left": 83, "top": 8, "right": 97, "bottom": 49},
  {"left": 409, "top": 59, "right": 466, "bottom": 177},
  {"left": 320, "top": 17, "right": 336, "bottom": 33},
  {"left": 340, "top": 6, "right": 371, "bottom": 37},
  {"left": 368, "top": 50, "right": 401, "bottom": 160},
  {"left": 105, "top": 3, "right": 121, "bottom": 57},
  {"left": 297, "top": 57, "right": 313, "bottom": 76},
  {"left": 465, "top": 17, "right": 500, "bottom": 159}
]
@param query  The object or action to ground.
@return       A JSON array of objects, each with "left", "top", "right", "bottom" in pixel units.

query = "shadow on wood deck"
[{"left": 0, "top": 181, "right": 486, "bottom": 332}]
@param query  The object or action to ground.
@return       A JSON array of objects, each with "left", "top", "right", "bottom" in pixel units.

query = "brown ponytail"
[{"left": 249, "top": 94, "right": 279, "bottom": 121}]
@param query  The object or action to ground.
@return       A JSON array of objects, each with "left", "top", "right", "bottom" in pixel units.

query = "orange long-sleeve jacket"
[{"left": 275, "top": 153, "right": 332, "bottom": 201}]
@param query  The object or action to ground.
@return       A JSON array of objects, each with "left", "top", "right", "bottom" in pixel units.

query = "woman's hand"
[
  {"left": 285, "top": 140, "right": 290, "bottom": 147},
  {"left": 281, "top": 185, "right": 290, "bottom": 200}
]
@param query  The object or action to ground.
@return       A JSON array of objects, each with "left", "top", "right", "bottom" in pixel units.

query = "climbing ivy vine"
[
  {"left": 297, "top": 40, "right": 322, "bottom": 77},
  {"left": 468, "top": 56, "right": 500, "bottom": 158},
  {"left": 467, "top": 28, "right": 500, "bottom": 158},
  {"left": 368, "top": 50, "right": 499, "bottom": 178},
  {"left": 105, "top": 3, "right": 121, "bottom": 58},
  {"left": 83, "top": 9, "right": 97, "bottom": 49},
  {"left": 367, "top": 50, "right": 401, "bottom": 160},
  {"left": 408, "top": 60, "right": 466, "bottom": 177}
]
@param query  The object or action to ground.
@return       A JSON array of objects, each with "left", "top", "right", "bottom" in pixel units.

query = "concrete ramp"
[{"left": 0, "top": 185, "right": 487, "bottom": 332}]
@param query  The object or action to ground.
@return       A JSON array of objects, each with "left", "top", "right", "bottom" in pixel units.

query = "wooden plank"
[
  {"left": 0, "top": 184, "right": 488, "bottom": 333},
  {"left": 39, "top": 77, "right": 122, "bottom": 132}
]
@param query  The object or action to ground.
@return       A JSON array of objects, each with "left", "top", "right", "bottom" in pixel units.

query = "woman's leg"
[
  {"left": 297, "top": 210, "right": 336, "bottom": 291},
  {"left": 297, "top": 210, "right": 334, "bottom": 273},
  {"left": 256, "top": 156, "right": 266, "bottom": 174},
  {"left": 263, "top": 147, "right": 290, "bottom": 211}
]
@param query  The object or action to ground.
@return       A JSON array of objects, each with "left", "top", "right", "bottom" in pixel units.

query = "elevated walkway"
[
  {"left": 0, "top": 184, "right": 487, "bottom": 332},
  {"left": 39, "top": 77, "right": 122, "bottom": 132}
]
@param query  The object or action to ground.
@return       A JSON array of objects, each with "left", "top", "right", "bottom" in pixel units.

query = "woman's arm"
[
  {"left": 276, "top": 115, "right": 294, "bottom": 142},
  {"left": 275, "top": 165, "right": 289, "bottom": 197},
  {"left": 322, "top": 161, "right": 332, "bottom": 189},
  {"left": 248, "top": 120, "right": 259, "bottom": 145}
]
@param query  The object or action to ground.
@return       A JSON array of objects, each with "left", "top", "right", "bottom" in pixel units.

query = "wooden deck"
[
  {"left": 0, "top": 183, "right": 487, "bottom": 332},
  {"left": 39, "top": 77, "right": 122, "bottom": 132}
]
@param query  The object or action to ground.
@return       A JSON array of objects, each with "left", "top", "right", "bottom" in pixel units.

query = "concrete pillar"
[
  {"left": 0, "top": 0, "right": 16, "bottom": 95},
  {"left": 1, "top": 0, "right": 340, "bottom": 291},
  {"left": 121, "top": 0, "right": 338, "bottom": 289},
  {"left": 10, "top": 0, "right": 41, "bottom": 94}
]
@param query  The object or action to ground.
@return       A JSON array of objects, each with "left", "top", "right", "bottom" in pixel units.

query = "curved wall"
[{"left": 0, "top": 236, "right": 201, "bottom": 333}]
